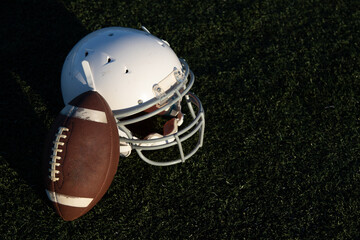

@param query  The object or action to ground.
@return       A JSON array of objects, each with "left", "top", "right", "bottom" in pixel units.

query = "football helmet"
[{"left": 61, "top": 27, "right": 205, "bottom": 166}]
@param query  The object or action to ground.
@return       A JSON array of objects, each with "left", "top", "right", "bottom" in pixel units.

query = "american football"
[{"left": 42, "top": 91, "right": 119, "bottom": 221}]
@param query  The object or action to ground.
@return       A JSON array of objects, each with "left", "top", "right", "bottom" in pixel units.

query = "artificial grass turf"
[{"left": 1, "top": 0, "right": 360, "bottom": 239}]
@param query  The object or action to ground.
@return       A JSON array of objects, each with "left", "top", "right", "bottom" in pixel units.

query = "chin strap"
[
  {"left": 118, "top": 129, "right": 132, "bottom": 157},
  {"left": 118, "top": 108, "right": 184, "bottom": 157},
  {"left": 163, "top": 112, "right": 183, "bottom": 135}
]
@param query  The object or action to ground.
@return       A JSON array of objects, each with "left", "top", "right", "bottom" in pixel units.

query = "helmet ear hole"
[{"left": 124, "top": 67, "right": 129, "bottom": 74}]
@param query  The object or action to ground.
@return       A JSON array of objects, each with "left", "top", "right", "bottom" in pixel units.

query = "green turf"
[{"left": 1, "top": 0, "right": 360, "bottom": 239}]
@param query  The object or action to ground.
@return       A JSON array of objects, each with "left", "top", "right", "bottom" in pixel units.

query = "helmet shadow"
[{"left": 0, "top": 0, "right": 87, "bottom": 199}]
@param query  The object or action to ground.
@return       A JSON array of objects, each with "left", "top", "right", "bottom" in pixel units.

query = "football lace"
[{"left": 49, "top": 127, "right": 69, "bottom": 182}]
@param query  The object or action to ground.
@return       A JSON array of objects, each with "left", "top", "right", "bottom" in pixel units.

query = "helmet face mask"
[{"left": 61, "top": 27, "right": 205, "bottom": 166}]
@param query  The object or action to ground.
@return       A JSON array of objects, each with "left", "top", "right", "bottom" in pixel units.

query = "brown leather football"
[{"left": 43, "top": 91, "right": 119, "bottom": 221}]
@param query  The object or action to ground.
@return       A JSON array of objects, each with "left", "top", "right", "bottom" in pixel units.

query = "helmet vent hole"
[
  {"left": 107, "top": 57, "right": 112, "bottom": 63},
  {"left": 85, "top": 51, "right": 89, "bottom": 57},
  {"left": 124, "top": 67, "right": 129, "bottom": 74},
  {"left": 108, "top": 33, "right": 114, "bottom": 36}
]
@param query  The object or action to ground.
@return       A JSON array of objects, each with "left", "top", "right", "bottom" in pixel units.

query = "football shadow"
[{"left": 0, "top": 0, "right": 87, "bottom": 201}]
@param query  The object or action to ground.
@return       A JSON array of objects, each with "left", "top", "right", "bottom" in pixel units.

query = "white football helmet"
[{"left": 61, "top": 27, "right": 205, "bottom": 166}]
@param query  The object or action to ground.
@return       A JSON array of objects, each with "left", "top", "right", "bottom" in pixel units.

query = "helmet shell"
[{"left": 61, "top": 27, "right": 182, "bottom": 111}]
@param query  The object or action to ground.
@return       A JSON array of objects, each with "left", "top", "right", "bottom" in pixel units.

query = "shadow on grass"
[{"left": 0, "top": 0, "right": 87, "bottom": 199}]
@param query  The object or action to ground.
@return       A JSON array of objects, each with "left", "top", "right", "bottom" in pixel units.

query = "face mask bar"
[{"left": 113, "top": 59, "right": 205, "bottom": 166}]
